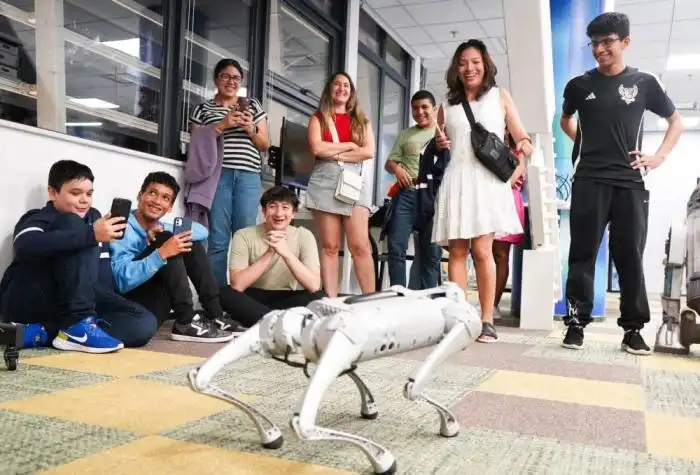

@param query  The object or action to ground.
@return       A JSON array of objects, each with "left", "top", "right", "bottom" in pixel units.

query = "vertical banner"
[{"left": 550, "top": 0, "right": 609, "bottom": 318}]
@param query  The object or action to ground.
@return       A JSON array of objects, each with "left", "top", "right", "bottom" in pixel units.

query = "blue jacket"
[
  {"left": 109, "top": 212, "right": 208, "bottom": 294},
  {"left": 0, "top": 203, "right": 115, "bottom": 311},
  {"left": 413, "top": 138, "right": 451, "bottom": 233}
]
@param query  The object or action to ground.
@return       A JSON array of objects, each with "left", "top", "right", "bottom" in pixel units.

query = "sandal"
[{"left": 477, "top": 322, "right": 498, "bottom": 343}]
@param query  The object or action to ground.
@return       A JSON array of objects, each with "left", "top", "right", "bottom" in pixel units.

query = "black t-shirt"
[{"left": 562, "top": 66, "right": 676, "bottom": 188}]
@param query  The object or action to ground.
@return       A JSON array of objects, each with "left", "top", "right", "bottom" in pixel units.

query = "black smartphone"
[
  {"left": 109, "top": 198, "right": 131, "bottom": 240},
  {"left": 237, "top": 97, "right": 250, "bottom": 111},
  {"left": 110, "top": 198, "right": 131, "bottom": 220},
  {"left": 173, "top": 217, "right": 193, "bottom": 235}
]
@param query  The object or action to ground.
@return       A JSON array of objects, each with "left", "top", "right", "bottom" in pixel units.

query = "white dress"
[{"left": 432, "top": 87, "right": 523, "bottom": 247}]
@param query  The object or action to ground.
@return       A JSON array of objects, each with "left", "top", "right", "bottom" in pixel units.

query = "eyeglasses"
[
  {"left": 219, "top": 73, "right": 242, "bottom": 83},
  {"left": 588, "top": 36, "right": 620, "bottom": 48}
]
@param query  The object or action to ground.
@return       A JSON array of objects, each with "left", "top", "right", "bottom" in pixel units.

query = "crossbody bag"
[
  {"left": 461, "top": 99, "right": 518, "bottom": 183},
  {"left": 324, "top": 116, "right": 363, "bottom": 205}
]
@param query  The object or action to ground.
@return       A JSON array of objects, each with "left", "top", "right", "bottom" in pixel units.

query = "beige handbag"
[{"left": 324, "top": 116, "right": 362, "bottom": 205}]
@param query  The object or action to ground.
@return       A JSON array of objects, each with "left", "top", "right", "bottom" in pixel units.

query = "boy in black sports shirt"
[{"left": 560, "top": 12, "right": 683, "bottom": 355}]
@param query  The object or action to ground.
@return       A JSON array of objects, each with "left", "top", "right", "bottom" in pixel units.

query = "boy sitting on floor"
[
  {"left": 224, "top": 185, "right": 324, "bottom": 327},
  {"left": 0, "top": 160, "right": 157, "bottom": 353},
  {"left": 109, "top": 171, "right": 245, "bottom": 343}
]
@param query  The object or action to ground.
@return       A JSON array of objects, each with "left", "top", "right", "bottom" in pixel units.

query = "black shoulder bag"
[{"left": 461, "top": 99, "right": 518, "bottom": 183}]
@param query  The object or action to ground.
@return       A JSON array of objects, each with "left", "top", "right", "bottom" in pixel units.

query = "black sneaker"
[
  {"left": 214, "top": 314, "right": 249, "bottom": 336},
  {"left": 621, "top": 329, "right": 651, "bottom": 355},
  {"left": 562, "top": 324, "right": 585, "bottom": 350},
  {"left": 170, "top": 313, "right": 234, "bottom": 343}
]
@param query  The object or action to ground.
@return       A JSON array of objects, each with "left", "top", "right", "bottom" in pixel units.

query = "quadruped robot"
[
  {"left": 655, "top": 181, "right": 700, "bottom": 354},
  {"left": 188, "top": 282, "right": 482, "bottom": 474}
]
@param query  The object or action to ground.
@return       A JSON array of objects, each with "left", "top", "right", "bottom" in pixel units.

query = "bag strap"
[{"left": 461, "top": 100, "right": 478, "bottom": 128}]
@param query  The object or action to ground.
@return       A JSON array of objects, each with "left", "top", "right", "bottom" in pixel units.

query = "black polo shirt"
[{"left": 562, "top": 66, "right": 676, "bottom": 188}]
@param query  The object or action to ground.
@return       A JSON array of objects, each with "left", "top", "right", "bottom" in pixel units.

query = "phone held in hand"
[
  {"left": 237, "top": 97, "right": 250, "bottom": 112},
  {"left": 173, "top": 217, "right": 193, "bottom": 235},
  {"left": 109, "top": 198, "right": 131, "bottom": 240}
]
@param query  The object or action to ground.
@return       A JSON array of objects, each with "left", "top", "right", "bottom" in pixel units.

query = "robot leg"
[
  {"left": 0, "top": 322, "right": 23, "bottom": 371},
  {"left": 291, "top": 331, "right": 396, "bottom": 475},
  {"left": 346, "top": 369, "right": 379, "bottom": 419},
  {"left": 680, "top": 308, "right": 700, "bottom": 348},
  {"left": 188, "top": 321, "right": 284, "bottom": 449},
  {"left": 403, "top": 303, "right": 481, "bottom": 438}
]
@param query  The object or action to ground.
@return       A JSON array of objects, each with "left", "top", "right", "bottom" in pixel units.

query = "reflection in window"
[
  {"left": 355, "top": 55, "right": 381, "bottom": 204},
  {"left": 385, "top": 37, "right": 408, "bottom": 76},
  {"left": 378, "top": 76, "right": 405, "bottom": 203},
  {"left": 359, "top": 10, "right": 380, "bottom": 55},
  {"left": 181, "top": 0, "right": 251, "bottom": 138},
  {"left": 62, "top": 0, "right": 164, "bottom": 155},
  {"left": 0, "top": 14, "right": 37, "bottom": 128},
  {"left": 269, "top": 2, "right": 330, "bottom": 98}
]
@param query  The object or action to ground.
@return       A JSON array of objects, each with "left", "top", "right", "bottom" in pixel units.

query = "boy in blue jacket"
[
  {"left": 0, "top": 160, "right": 157, "bottom": 353},
  {"left": 110, "top": 172, "right": 239, "bottom": 343}
]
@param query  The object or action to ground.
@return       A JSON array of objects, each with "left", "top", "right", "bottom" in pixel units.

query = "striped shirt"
[{"left": 189, "top": 98, "right": 267, "bottom": 172}]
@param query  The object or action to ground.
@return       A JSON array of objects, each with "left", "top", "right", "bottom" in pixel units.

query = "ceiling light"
[
  {"left": 666, "top": 54, "right": 700, "bottom": 71},
  {"left": 657, "top": 116, "right": 700, "bottom": 128},
  {"left": 66, "top": 122, "right": 103, "bottom": 127},
  {"left": 101, "top": 38, "right": 141, "bottom": 58},
  {"left": 70, "top": 98, "right": 120, "bottom": 109}
]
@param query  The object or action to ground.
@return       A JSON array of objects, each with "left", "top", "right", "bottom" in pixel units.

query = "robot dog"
[
  {"left": 655, "top": 182, "right": 700, "bottom": 354},
  {"left": 188, "top": 283, "right": 481, "bottom": 474}
]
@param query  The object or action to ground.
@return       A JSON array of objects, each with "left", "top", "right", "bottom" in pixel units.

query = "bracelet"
[{"left": 518, "top": 136, "right": 532, "bottom": 145}]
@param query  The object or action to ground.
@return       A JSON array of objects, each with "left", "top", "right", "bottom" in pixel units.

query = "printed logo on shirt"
[
  {"left": 618, "top": 84, "right": 638, "bottom": 105},
  {"left": 585, "top": 92, "right": 596, "bottom": 101}
]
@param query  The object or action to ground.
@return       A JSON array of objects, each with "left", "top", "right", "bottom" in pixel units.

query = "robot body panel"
[{"left": 187, "top": 282, "right": 480, "bottom": 474}]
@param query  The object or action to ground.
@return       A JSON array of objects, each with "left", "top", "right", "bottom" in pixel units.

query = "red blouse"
[{"left": 315, "top": 112, "right": 353, "bottom": 143}]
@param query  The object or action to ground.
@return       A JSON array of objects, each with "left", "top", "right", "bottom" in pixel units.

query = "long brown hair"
[
  {"left": 445, "top": 39, "right": 498, "bottom": 106},
  {"left": 317, "top": 72, "right": 368, "bottom": 146}
]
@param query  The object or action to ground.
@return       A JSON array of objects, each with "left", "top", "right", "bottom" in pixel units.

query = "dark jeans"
[
  {"left": 219, "top": 287, "right": 325, "bottom": 327},
  {"left": 387, "top": 188, "right": 442, "bottom": 289},
  {"left": 123, "top": 232, "right": 223, "bottom": 325},
  {"left": 1, "top": 223, "right": 157, "bottom": 347},
  {"left": 565, "top": 179, "right": 650, "bottom": 330}
]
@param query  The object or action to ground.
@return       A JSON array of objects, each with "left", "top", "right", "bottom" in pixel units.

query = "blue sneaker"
[
  {"left": 21, "top": 323, "right": 48, "bottom": 348},
  {"left": 52, "top": 316, "right": 124, "bottom": 353}
]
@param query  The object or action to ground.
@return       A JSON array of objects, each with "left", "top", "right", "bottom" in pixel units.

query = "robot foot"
[
  {"left": 291, "top": 415, "right": 395, "bottom": 474},
  {"left": 404, "top": 381, "right": 460, "bottom": 438},
  {"left": 654, "top": 319, "right": 690, "bottom": 355},
  {"left": 346, "top": 370, "right": 379, "bottom": 420},
  {"left": 188, "top": 369, "right": 284, "bottom": 449}
]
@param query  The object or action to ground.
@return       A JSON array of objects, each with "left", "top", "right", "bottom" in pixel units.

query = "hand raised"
[{"left": 93, "top": 213, "right": 126, "bottom": 243}]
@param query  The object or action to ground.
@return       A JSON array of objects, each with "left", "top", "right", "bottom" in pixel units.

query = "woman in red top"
[{"left": 305, "top": 72, "right": 376, "bottom": 297}]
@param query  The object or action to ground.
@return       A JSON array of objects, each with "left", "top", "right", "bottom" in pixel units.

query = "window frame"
[{"left": 357, "top": 14, "right": 412, "bottom": 205}]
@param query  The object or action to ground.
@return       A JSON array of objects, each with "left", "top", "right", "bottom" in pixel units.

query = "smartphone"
[
  {"left": 110, "top": 198, "right": 131, "bottom": 220},
  {"left": 109, "top": 198, "right": 131, "bottom": 240},
  {"left": 237, "top": 97, "right": 250, "bottom": 111},
  {"left": 173, "top": 217, "right": 193, "bottom": 235}
]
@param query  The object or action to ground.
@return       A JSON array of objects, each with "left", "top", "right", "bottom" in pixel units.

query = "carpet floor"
[{"left": 1, "top": 293, "right": 699, "bottom": 474}]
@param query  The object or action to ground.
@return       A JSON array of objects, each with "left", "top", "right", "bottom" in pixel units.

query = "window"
[
  {"left": 268, "top": 2, "right": 331, "bottom": 99},
  {"left": 358, "top": 9, "right": 412, "bottom": 205},
  {"left": 181, "top": 0, "right": 253, "bottom": 147},
  {"left": 0, "top": 0, "right": 166, "bottom": 154},
  {"left": 378, "top": 76, "right": 405, "bottom": 200}
]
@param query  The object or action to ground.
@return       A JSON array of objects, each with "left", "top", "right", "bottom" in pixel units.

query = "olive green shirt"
[{"left": 386, "top": 125, "right": 436, "bottom": 179}]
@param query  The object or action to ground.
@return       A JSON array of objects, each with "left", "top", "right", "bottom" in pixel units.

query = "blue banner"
[{"left": 550, "top": 0, "right": 609, "bottom": 318}]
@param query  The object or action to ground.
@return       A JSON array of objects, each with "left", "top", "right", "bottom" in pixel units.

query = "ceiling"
[
  {"left": 364, "top": 0, "right": 510, "bottom": 100},
  {"left": 367, "top": 0, "right": 700, "bottom": 131}
]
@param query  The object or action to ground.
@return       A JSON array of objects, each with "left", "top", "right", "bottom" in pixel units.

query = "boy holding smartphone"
[
  {"left": 0, "top": 160, "right": 157, "bottom": 353},
  {"left": 110, "top": 172, "right": 241, "bottom": 343}
]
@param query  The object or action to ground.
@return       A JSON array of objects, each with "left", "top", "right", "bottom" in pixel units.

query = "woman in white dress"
[{"left": 434, "top": 40, "right": 533, "bottom": 343}]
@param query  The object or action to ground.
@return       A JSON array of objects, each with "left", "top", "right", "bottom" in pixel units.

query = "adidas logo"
[{"left": 585, "top": 92, "right": 596, "bottom": 101}]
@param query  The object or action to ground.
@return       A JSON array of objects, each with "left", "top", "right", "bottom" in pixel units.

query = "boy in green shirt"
[{"left": 384, "top": 90, "right": 443, "bottom": 289}]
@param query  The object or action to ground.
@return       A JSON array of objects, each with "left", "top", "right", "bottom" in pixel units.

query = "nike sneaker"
[
  {"left": 21, "top": 323, "right": 48, "bottom": 348},
  {"left": 170, "top": 313, "right": 234, "bottom": 343},
  {"left": 52, "top": 316, "right": 124, "bottom": 353}
]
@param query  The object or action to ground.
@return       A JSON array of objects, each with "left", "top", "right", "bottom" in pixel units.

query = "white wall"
[
  {"left": 0, "top": 120, "right": 185, "bottom": 274},
  {"left": 643, "top": 131, "right": 700, "bottom": 293}
]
